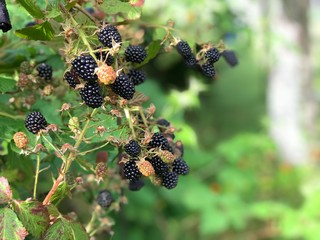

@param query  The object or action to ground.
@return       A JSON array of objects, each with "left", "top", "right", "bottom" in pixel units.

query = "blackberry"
[
  {"left": 157, "top": 119, "right": 170, "bottom": 132},
  {"left": 124, "top": 140, "right": 141, "bottom": 157},
  {"left": 161, "top": 172, "right": 179, "bottom": 189},
  {"left": 96, "top": 190, "right": 114, "bottom": 208},
  {"left": 79, "top": 81, "right": 104, "bottom": 108},
  {"left": 98, "top": 25, "right": 122, "bottom": 48},
  {"left": 128, "top": 69, "right": 146, "bottom": 85},
  {"left": 129, "top": 179, "right": 145, "bottom": 191},
  {"left": 64, "top": 70, "right": 79, "bottom": 88},
  {"left": 148, "top": 156, "right": 169, "bottom": 176},
  {"left": 205, "top": 48, "right": 220, "bottom": 63},
  {"left": 201, "top": 62, "right": 215, "bottom": 78},
  {"left": 36, "top": 63, "right": 52, "bottom": 81},
  {"left": 176, "top": 40, "right": 192, "bottom": 58},
  {"left": 125, "top": 45, "right": 147, "bottom": 63},
  {"left": 184, "top": 54, "right": 198, "bottom": 67},
  {"left": 149, "top": 132, "right": 169, "bottom": 149},
  {"left": 20, "top": 61, "right": 33, "bottom": 74},
  {"left": 95, "top": 47, "right": 114, "bottom": 66},
  {"left": 172, "top": 158, "right": 189, "bottom": 175},
  {"left": 123, "top": 160, "right": 142, "bottom": 181},
  {"left": 111, "top": 74, "right": 135, "bottom": 100},
  {"left": 25, "top": 112, "right": 48, "bottom": 134},
  {"left": 221, "top": 50, "right": 238, "bottom": 67},
  {"left": 72, "top": 55, "right": 98, "bottom": 82}
]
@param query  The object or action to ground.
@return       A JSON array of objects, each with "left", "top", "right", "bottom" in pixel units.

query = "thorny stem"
[{"left": 33, "top": 153, "right": 41, "bottom": 199}]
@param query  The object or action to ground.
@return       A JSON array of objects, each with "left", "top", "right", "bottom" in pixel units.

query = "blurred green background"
[{"left": 2, "top": 0, "right": 320, "bottom": 239}]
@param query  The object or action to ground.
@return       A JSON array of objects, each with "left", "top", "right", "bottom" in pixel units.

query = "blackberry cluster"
[
  {"left": 123, "top": 160, "right": 142, "bottom": 181},
  {"left": 36, "top": 63, "right": 52, "bottom": 81},
  {"left": 96, "top": 190, "right": 114, "bottom": 208},
  {"left": 128, "top": 69, "right": 146, "bottom": 85},
  {"left": 95, "top": 46, "right": 114, "bottom": 66},
  {"left": 79, "top": 81, "right": 104, "bottom": 108},
  {"left": 64, "top": 70, "right": 79, "bottom": 88},
  {"left": 111, "top": 74, "right": 135, "bottom": 100},
  {"left": 25, "top": 111, "right": 48, "bottom": 134},
  {"left": 205, "top": 47, "right": 220, "bottom": 63},
  {"left": 125, "top": 45, "right": 147, "bottom": 63},
  {"left": 124, "top": 140, "right": 141, "bottom": 157},
  {"left": 98, "top": 25, "right": 122, "bottom": 48},
  {"left": 175, "top": 40, "right": 197, "bottom": 67},
  {"left": 72, "top": 55, "right": 98, "bottom": 82}
]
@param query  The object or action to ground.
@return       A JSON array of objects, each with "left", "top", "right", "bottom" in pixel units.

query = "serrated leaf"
[
  {"left": 46, "top": 204, "right": 60, "bottom": 218},
  {"left": 0, "top": 177, "right": 12, "bottom": 204},
  {"left": 16, "top": 0, "right": 44, "bottom": 18},
  {"left": 0, "top": 208, "right": 28, "bottom": 240},
  {"left": 101, "top": 0, "right": 142, "bottom": 20},
  {"left": 43, "top": 218, "right": 89, "bottom": 240},
  {"left": 0, "top": 76, "right": 16, "bottom": 93},
  {"left": 13, "top": 200, "right": 50, "bottom": 238},
  {"left": 15, "top": 21, "right": 55, "bottom": 41},
  {"left": 135, "top": 40, "right": 161, "bottom": 67}
]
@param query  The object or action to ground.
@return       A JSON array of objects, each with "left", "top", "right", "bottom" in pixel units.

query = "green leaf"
[
  {"left": 43, "top": 218, "right": 89, "bottom": 240},
  {"left": 101, "top": 0, "right": 142, "bottom": 20},
  {"left": 15, "top": 21, "right": 55, "bottom": 41},
  {"left": 75, "top": 158, "right": 95, "bottom": 172},
  {"left": 0, "top": 177, "right": 12, "bottom": 204},
  {"left": 50, "top": 182, "right": 70, "bottom": 205},
  {"left": 16, "top": 0, "right": 45, "bottom": 19},
  {"left": 0, "top": 76, "right": 16, "bottom": 93},
  {"left": 0, "top": 208, "right": 28, "bottom": 240},
  {"left": 135, "top": 40, "right": 161, "bottom": 67},
  {"left": 13, "top": 200, "right": 50, "bottom": 238}
]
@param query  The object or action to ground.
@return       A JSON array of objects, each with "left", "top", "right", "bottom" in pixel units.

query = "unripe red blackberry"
[
  {"left": 17, "top": 73, "right": 29, "bottom": 88},
  {"left": 64, "top": 70, "right": 79, "bottom": 88},
  {"left": 129, "top": 179, "right": 145, "bottom": 191},
  {"left": 123, "top": 159, "right": 142, "bottom": 181},
  {"left": 137, "top": 160, "right": 155, "bottom": 177},
  {"left": 125, "top": 45, "right": 147, "bottom": 63},
  {"left": 201, "top": 62, "right": 215, "bottom": 78},
  {"left": 161, "top": 171, "right": 179, "bottom": 189},
  {"left": 205, "top": 48, "right": 220, "bottom": 63},
  {"left": 96, "top": 190, "right": 114, "bottom": 208},
  {"left": 148, "top": 156, "right": 169, "bottom": 176},
  {"left": 95, "top": 46, "right": 114, "bottom": 66},
  {"left": 128, "top": 69, "right": 146, "bottom": 85},
  {"left": 25, "top": 111, "right": 48, "bottom": 134},
  {"left": 172, "top": 158, "right": 189, "bottom": 175},
  {"left": 176, "top": 40, "right": 192, "bottom": 58},
  {"left": 36, "top": 63, "right": 52, "bottom": 81},
  {"left": 98, "top": 25, "right": 122, "bottom": 48},
  {"left": 148, "top": 132, "right": 169, "bottom": 149},
  {"left": 111, "top": 74, "right": 135, "bottom": 100},
  {"left": 124, "top": 140, "right": 141, "bottom": 157},
  {"left": 79, "top": 81, "right": 104, "bottom": 108},
  {"left": 13, "top": 132, "right": 29, "bottom": 149},
  {"left": 72, "top": 55, "right": 98, "bottom": 82}
]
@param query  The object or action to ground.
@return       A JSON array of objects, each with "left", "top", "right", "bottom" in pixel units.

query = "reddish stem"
[{"left": 42, "top": 173, "right": 64, "bottom": 205}]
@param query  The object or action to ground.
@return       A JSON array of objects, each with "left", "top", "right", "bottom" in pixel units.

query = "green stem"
[
  {"left": 41, "top": 134, "right": 67, "bottom": 163},
  {"left": 33, "top": 153, "right": 41, "bottom": 199},
  {"left": 78, "top": 142, "right": 109, "bottom": 156},
  {"left": 0, "top": 112, "right": 24, "bottom": 119},
  {"left": 124, "top": 107, "right": 136, "bottom": 138}
]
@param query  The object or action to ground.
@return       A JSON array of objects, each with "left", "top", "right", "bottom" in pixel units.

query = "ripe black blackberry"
[
  {"left": 176, "top": 40, "right": 192, "bottom": 58},
  {"left": 79, "top": 81, "right": 104, "bottom": 108},
  {"left": 95, "top": 47, "right": 114, "bottom": 66},
  {"left": 96, "top": 190, "right": 114, "bottom": 208},
  {"left": 125, "top": 45, "right": 147, "bottom": 63},
  {"left": 205, "top": 47, "right": 220, "bottom": 63},
  {"left": 149, "top": 132, "right": 169, "bottom": 149},
  {"left": 64, "top": 70, "right": 79, "bottom": 88},
  {"left": 184, "top": 55, "right": 198, "bottom": 67},
  {"left": 128, "top": 69, "right": 146, "bottom": 85},
  {"left": 36, "top": 63, "right": 52, "bottom": 81},
  {"left": 201, "top": 62, "right": 215, "bottom": 78},
  {"left": 25, "top": 112, "right": 48, "bottom": 134},
  {"left": 111, "top": 74, "right": 135, "bottom": 100},
  {"left": 98, "top": 25, "right": 122, "bottom": 48},
  {"left": 129, "top": 179, "right": 145, "bottom": 191},
  {"left": 123, "top": 160, "right": 142, "bottom": 181},
  {"left": 222, "top": 50, "right": 238, "bottom": 67},
  {"left": 124, "top": 140, "right": 141, "bottom": 157},
  {"left": 161, "top": 171, "right": 179, "bottom": 189},
  {"left": 157, "top": 118, "right": 170, "bottom": 132},
  {"left": 71, "top": 55, "right": 98, "bottom": 82},
  {"left": 148, "top": 156, "right": 169, "bottom": 176},
  {"left": 172, "top": 158, "right": 189, "bottom": 175}
]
